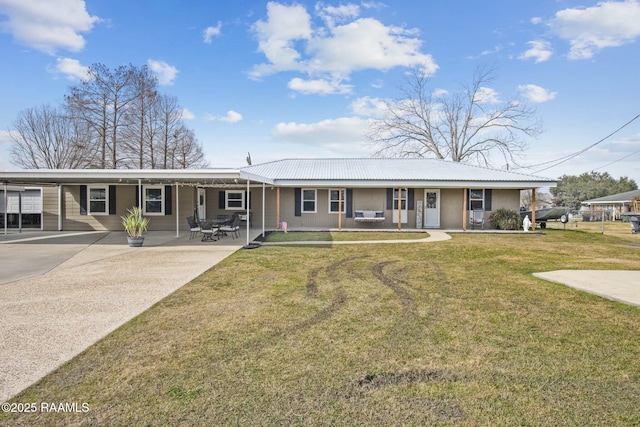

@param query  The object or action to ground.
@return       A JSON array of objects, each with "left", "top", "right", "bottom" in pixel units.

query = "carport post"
[
  {"left": 57, "top": 185, "right": 63, "bottom": 231},
  {"left": 175, "top": 183, "right": 180, "bottom": 237},
  {"left": 3, "top": 182, "right": 6, "bottom": 236},
  {"left": 246, "top": 178, "right": 250, "bottom": 246}
]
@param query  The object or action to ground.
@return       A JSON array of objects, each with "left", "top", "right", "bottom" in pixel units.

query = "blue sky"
[{"left": 0, "top": 0, "right": 639, "bottom": 183}]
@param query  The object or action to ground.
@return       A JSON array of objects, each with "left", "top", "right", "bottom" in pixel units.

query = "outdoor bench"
[{"left": 354, "top": 210, "right": 385, "bottom": 223}]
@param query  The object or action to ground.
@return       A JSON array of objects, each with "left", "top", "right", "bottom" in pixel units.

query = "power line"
[
  {"left": 590, "top": 146, "right": 640, "bottom": 172},
  {"left": 514, "top": 113, "right": 640, "bottom": 173}
]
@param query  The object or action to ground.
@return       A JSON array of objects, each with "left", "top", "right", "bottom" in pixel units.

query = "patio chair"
[
  {"left": 186, "top": 216, "right": 201, "bottom": 239},
  {"left": 200, "top": 221, "right": 219, "bottom": 242},
  {"left": 470, "top": 209, "right": 485, "bottom": 230},
  {"left": 219, "top": 215, "right": 241, "bottom": 239}
]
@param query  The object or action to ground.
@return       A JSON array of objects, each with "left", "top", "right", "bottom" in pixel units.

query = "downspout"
[
  {"left": 138, "top": 179, "right": 143, "bottom": 210},
  {"left": 262, "top": 182, "right": 265, "bottom": 239}
]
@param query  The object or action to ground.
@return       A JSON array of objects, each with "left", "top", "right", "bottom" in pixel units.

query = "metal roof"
[
  {"left": 582, "top": 189, "right": 640, "bottom": 204},
  {"left": 241, "top": 158, "right": 557, "bottom": 188},
  {"left": 0, "top": 158, "right": 557, "bottom": 188}
]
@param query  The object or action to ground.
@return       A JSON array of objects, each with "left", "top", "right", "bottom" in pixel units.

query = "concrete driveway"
[
  {"left": 534, "top": 270, "right": 640, "bottom": 308},
  {"left": 0, "top": 231, "right": 248, "bottom": 402}
]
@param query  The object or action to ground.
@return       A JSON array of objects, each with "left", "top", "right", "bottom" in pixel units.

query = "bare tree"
[
  {"left": 367, "top": 65, "right": 542, "bottom": 167},
  {"left": 120, "top": 66, "right": 159, "bottom": 168},
  {"left": 154, "top": 94, "right": 184, "bottom": 169},
  {"left": 170, "top": 125, "right": 209, "bottom": 169},
  {"left": 9, "top": 104, "right": 98, "bottom": 169},
  {"left": 66, "top": 63, "right": 140, "bottom": 168}
]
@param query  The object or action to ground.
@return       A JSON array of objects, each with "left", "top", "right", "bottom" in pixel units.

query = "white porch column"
[
  {"left": 58, "top": 185, "right": 63, "bottom": 231},
  {"left": 246, "top": 178, "right": 250, "bottom": 246},
  {"left": 175, "top": 183, "right": 180, "bottom": 237},
  {"left": 262, "top": 182, "right": 265, "bottom": 239}
]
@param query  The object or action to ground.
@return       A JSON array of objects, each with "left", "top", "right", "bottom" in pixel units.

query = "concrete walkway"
[
  {"left": 260, "top": 229, "right": 452, "bottom": 245},
  {"left": 0, "top": 231, "right": 245, "bottom": 402}
]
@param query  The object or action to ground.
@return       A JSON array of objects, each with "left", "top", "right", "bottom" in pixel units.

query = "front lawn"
[{"left": 3, "top": 230, "right": 640, "bottom": 426}]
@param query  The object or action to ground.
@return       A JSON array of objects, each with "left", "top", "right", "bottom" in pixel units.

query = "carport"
[{"left": 0, "top": 169, "right": 274, "bottom": 246}]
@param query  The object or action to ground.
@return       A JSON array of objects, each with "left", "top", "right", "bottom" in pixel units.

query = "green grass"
[
  {"left": 3, "top": 229, "right": 640, "bottom": 426},
  {"left": 265, "top": 230, "right": 429, "bottom": 242}
]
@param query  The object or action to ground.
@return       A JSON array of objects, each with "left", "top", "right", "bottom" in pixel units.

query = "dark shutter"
[
  {"left": 79, "top": 185, "right": 87, "bottom": 215},
  {"left": 218, "top": 191, "right": 225, "bottom": 209},
  {"left": 346, "top": 188, "right": 353, "bottom": 218},
  {"left": 135, "top": 186, "right": 140, "bottom": 208},
  {"left": 245, "top": 191, "right": 251, "bottom": 209},
  {"left": 485, "top": 189, "right": 492, "bottom": 211},
  {"left": 294, "top": 188, "right": 302, "bottom": 217},
  {"left": 109, "top": 185, "right": 116, "bottom": 215},
  {"left": 386, "top": 188, "right": 393, "bottom": 210},
  {"left": 466, "top": 189, "right": 470, "bottom": 210},
  {"left": 165, "top": 185, "right": 172, "bottom": 215},
  {"left": 408, "top": 188, "right": 415, "bottom": 210}
]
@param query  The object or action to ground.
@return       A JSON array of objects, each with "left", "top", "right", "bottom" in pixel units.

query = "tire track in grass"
[
  {"left": 290, "top": 256, "right": 366, "bottom": 333},
  {"left": 371, "top": 260, "right": 417, "bottom": 318}
]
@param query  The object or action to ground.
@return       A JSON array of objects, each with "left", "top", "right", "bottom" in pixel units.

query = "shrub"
[{"left": 489, "top": 208, "right": 521, "bottom": 230}]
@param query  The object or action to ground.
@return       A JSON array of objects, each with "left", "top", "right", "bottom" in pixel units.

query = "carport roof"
[{"left": 0, "top": 168, "right": 274, "bottom": 186}]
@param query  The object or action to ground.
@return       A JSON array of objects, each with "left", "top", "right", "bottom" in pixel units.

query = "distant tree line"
[
  {"left": 9, "top": 63, "right": 208, "bottom": 169},
  {"left": 551, "top": 172, "right": 637, "bottom": 210}
]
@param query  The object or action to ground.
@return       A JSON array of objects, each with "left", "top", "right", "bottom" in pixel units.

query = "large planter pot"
[{"left": 127, "top": 236, "right": 145, "bottom": 247}]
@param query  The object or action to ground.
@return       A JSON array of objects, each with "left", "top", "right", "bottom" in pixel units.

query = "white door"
[
  {"left": 424, "top": 189, "right": 440, "bottom": 228},
  {"left": 392, "top": 188, "right": 408, "bottom": 223},
  {"left": 197, "top": 188, "right": 206, "bottom": 220}
]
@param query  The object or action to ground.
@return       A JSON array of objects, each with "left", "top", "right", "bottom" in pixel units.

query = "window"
[
  {"left": 393, "top": 188, "right": 407, "bottom": 210},
  {"left": 469, "top": 189, "right": 484, "bottom": 210},
  {"left": 302, "top": 189, "right": 316, "bottom": 213},
  {"left": 144, "top": 186, "right": 164, "bottom": 215},
  {"left": 225, "top": 191, "right": 245, "bottom": 210},
  {"left": 88, "top": 186, "right": 108, "bottom": 215},
  {"left": 329, "top": 189, "right": 345, "bottom": 213}
]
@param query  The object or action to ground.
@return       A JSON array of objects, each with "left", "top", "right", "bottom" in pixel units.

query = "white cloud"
[
  {"left": 0, "top": 0, "right": 100, "bottom": 54},
  {"left": 287, "top": 77, "right": 352, "bottom": 95},
  {"left": 52, "top": 57, "right": 89, "bottom": 80},
  {"left": 549, "top": 0, "right": 640, "bottom": 59},
  {"left": 473, "top": 87, "right": 500, "bottom": 104},
  {"left": 519, "top": 40, "right": 553, "bottom": 63},
  {"left": 350, "top": 96, "right": 387, "bottom": 118},
  {"left": 181, "top": 108, "right": 195, "bottom": 120},
  {"left": 249, "top": 2, "right": 437, "bottom": 93},
  {"left": 206, "top": 110, "right": 243, "bottom": 123},
  {"left": 203, "top": 22, "right": 222, "bottom": 43},
  {"left": 147, "top": 59, "right": 178, "bottom": 85},
  {"left": 271, "top": 116, "right": 372, "bottom": 154},
  {"left": 518, "top": 84, "right": 557, "bottom": 103},
  {"left": 315, "top": 3, "right": 360, "bottom": 28}
]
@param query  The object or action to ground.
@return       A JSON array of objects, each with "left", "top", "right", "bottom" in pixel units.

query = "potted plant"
[{"left": 121, "top": 206, "right": 149, "bottom": 247}]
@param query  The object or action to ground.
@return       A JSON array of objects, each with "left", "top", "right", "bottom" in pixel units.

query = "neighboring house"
[
  {"left": 0, "top": 158, "right": 556, "bottom": 233},
  {"left": 581, "top": 189, "right": 640, "bottom": 221}
]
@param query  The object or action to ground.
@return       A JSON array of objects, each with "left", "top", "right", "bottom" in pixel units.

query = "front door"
[
  {"left": 197, "top": 188, "right": 206, "bottom": 220},
  {"left": 424, "top": 189, "right": 440, "bottom": 228}
]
